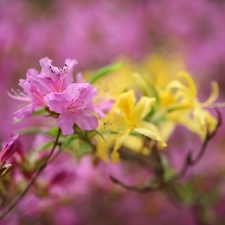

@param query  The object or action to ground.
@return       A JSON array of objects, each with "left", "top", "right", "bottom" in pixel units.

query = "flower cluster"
[
  {"left": 0, "top": 54, "right": 223, "bottom": 223},
  {"left": 10, "top": 57, "right": 100, "bottom": 135}
]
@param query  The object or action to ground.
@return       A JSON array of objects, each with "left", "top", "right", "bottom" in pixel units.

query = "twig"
[
  {"left": 110, "top": 175, "right": 163, "bottom": 193},
  {"left": 0, "top": 128, "right": 61, "bottom": 219},
  {"left": 178, "top": 108, "right": 222, "bottom": 178},
  {"left": 110, "top": 143, "right": 164, "bottom": 193}
]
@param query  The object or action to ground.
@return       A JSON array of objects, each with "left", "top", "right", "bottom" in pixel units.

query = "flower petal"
[
  {"left": 57, "top": 113, "right": 75, "bottom": 135},
  {"left": 45, "top": 92, "right": 65, "bottom": 113},
  {"left": 178, "top": 71, "right": 197, "bottom": 97},
  {"left": 133, "top": 96, "right": 155, "bottom": 120},
  {"left": 201, "top": 82, "right": 219, "bottom": 107},
  {"left": 117, "top": 90, "right": 135, "bottom": 120},
  {"left": 73, "top": 110, "right": 98, "bottom": 130},
  {"left": 111, "top": 133, "right": 129, "bottom": 163},
  {"left": 134, "top": 121, "right": 167, "bottom": 147}
]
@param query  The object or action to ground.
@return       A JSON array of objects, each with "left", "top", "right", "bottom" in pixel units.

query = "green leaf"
[
  {"left": 15, "top": 127, "right": 45, "bottom": 136},
  {"left": 35, "top": 141, "right": 54, "bottom": 152},
  {"left": 93, "top": 129, "right": 106, "bottom": 141},
  {"left": 77, "top": 142, "right": 91, "bottom": 156},
  {"left": 61, "top": 134, "right": 79, "bottom": 150},
  {"left": 88, "top": 63, "right": 123, "bottom": 84},
  {"left": 47, "top": 126, "right": 60, "bottom": 137},
  {"left": 13, "top": 118, "right": 22, "bottom": 124}
]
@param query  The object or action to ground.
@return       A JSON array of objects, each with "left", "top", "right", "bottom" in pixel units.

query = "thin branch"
[
  {"left": 178, "top": 108, "right": 222, "bottom": 178},
  {"left": 110, "top": 175, "right": 163, "bottom": 193},
  {"left": 118, "top": 147, "right": 154, "bottom": 173},
  {"left": 110, "top": 143, "right": 165, "bottom": 193},
  {"left": 0, "top": 128, "right": 61, "bottom": 219}
]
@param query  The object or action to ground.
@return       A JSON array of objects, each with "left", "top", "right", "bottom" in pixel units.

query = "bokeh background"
[{"left": 1, "top": 0, "right": 225, "bottom": 224}]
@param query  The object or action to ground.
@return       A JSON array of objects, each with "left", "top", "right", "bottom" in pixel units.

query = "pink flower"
[
  {"left": 12, "top": 79, "right": 46, "bottom": 120},
  {"left": 45, "top": 83, "right": 98, "bottom": 135},
  {"left": 76, "top": 73, "right": 114, "bottom": 119},
  {"left": 27, "top": 57, "right": 77, "bottom": 94},
  {"left": 0, "top": 134, "right": 24, "bottom": 164},
  {"left": 10, "top": 57, "right": 77, "bottom": 120}
]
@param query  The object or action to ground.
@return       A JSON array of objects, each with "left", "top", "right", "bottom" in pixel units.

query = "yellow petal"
[
  {"left": 193, "top": 107, "right": 217, "bottom": 132},
  {"left": 165, "top": 80, "right": 189, "bottom": 93},
  {"left": 178, "top": 71, "right": 197, "bottom": 96},
  {"left": 133, "top": 72, "right": 152, "bottom": 96},
  {"left": 111, "top": 133, "right": 129, "bottom": 163},
  {"left": 96, "top": 135, "right": 113, "bottom": 162},
  {"left": 117, "top": 90, "right": 135, "bottom": 120},
  {"left": 201, "top": 82, "right": 219, "bottom": 107},
  {"left": 123, "top": 135, "right": 143, "bottom": 153},
  {"left": 134, "top": 121, "right": 167, "bottom": 147},
  {"left": 133, "top": 96, "right": 156, "bottom": 121}
]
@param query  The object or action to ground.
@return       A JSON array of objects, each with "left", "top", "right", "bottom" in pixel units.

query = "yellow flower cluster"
[{"left": 86, "top": 53, "right": 221, "bottom": 163}]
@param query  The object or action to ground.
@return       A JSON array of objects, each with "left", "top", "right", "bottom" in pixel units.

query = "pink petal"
[
  {"left": 13, "top": 104, "right": 33, "bottom": 120},
  {"left": 45, "top": 92, "right": 65, "bottom": 113},
  {"left": 64, "top": 83, "right": 81, "bottom": 100},
  {"left": 73, "top": 110, "right": 98, "bottom": 130},
  {"left": 57, "top": 113, "right": 75, "bottom": 135},
  {"left": 76, "top": 72, "right": 85, "bottom": 83},
  {"left": 39, "top": 57, "right": 53, "bottom": 74}
]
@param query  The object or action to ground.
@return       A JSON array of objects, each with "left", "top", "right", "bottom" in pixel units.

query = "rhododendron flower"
[
  {"left": 99, "top": 90, "right": 166, "bottom": 163},
  {"left": 11, "top": 79, "right": 46, "bottom": 120},
  {"left": 163, "top": 72, "right": 219, "bottom": 139},
  {"left": 45, "top": 83, "right": 98, "bottom": 135},
  {"left": 10, "top": 57, "right": 77, "bottom": 120},
  {"left": 27, "top": 57, "right": 77, "bottom": 94},
  {"left": 0, "top": 134, "right": 24, "bottom": 164}
]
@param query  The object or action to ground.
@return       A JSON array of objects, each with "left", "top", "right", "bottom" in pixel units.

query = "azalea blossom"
[
  {"left": 27, "top": 57, "right": 77, "bottom": 94},
  {"left": 98, "top": 90, "right": 166, "bottom": 163},
  {"left": 45, "top": 83, "right": 98, "bottom": 135},
  {"left": 10, "top": 57, "right": 77, "bottom": 120},
  {"left": 163, "top": 72, "right": 219, "bottom": 139}
]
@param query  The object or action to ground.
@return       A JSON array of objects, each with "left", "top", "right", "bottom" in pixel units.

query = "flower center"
[{"left": 65, "top": 99, "right": 86, "bottom": 114}]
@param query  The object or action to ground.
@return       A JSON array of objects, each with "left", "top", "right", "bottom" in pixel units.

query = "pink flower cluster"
[{"left": 12, "top": 57, "right": 98, "bottom": 135}]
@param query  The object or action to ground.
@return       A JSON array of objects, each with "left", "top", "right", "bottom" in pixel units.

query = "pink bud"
[{"left": 0, "top": 134, "right": 24, "bottom": 163}]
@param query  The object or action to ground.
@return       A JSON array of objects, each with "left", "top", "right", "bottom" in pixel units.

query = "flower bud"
[{"left": 0, "top": 134, "right": 24, "bottom": 163}]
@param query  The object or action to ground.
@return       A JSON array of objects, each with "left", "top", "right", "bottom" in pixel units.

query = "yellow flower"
[
  {"left": 162, "top": 71, "right": 219, "bottom": 139},
  {"left": 99, "top": 90, "right": 166, "bottom": 163}
]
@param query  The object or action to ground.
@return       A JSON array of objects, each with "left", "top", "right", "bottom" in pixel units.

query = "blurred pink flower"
[
  {"left": 76, "top": 73, "right": 114, "bottom": 119},
  {"left": 0, "top": 134, "right": 24, "bottom": 163},
  {"left": 45, "top": 83, "right": 98, "bottom": 135}
]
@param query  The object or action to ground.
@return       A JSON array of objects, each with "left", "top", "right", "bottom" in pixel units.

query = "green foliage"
[
  {"left": 35, "top": 141, "right": 54, "bottom": 152},
  {"left": 77, "top": 142, "right": 91, "bottom": 156},
  {"left": 15, "top": 127, "right": 45, "bottom": 136},
  {"left": 88, "top": 63, "right": 123, "bottom": 84},
  {"left": 47, "top": 126, "right": 60, "bottom": 137},
  {"left": 32, "top": 107, "right": 46, "bottom": 116},
  {"left": 61, "top": 134, "right": 79, "bottom": 151}
]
